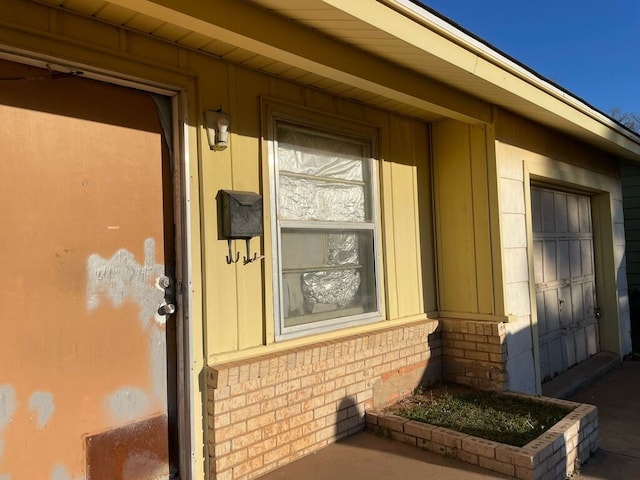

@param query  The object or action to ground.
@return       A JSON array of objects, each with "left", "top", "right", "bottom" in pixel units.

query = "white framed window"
[{"left": 268, "top": 112, "right": 382, "bottom": 340}]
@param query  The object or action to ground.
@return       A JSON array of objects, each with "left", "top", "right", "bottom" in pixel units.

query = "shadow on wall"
[{"left": 334, "top": 397, "right": 362, "bottom": 441}]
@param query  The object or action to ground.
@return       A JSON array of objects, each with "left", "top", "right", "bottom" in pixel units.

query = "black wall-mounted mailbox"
[{"left": 218, "top": 190, "right": 263, "bottom": 239}]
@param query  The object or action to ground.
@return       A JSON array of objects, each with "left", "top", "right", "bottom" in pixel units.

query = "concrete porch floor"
[{"left": 258, "top": 353, "right": 640, "bottom": 480}]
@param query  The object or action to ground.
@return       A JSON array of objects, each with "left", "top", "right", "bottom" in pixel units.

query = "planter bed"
[{"left": 366, "top": 394, "right": 598, "bottom": 480}]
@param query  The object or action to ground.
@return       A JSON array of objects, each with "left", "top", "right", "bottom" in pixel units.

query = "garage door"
[
  {"left": 0, "top": 59, "right": 177, "bottom": 478},
  {"left": 532, "top": 186, "right": 600, "bottom": 382}
]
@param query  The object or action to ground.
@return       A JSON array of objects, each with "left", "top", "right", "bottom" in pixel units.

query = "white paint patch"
[
  {"left": 28, "top": 391, "right": 55, "bottom": 429},
  {"left": 123, "top": 452, "right": 167, "bottom": 480},
  {"left": 0, "top": 438, "right": 4, "bottom": 459},
  {"left": 50, "top": 464, "right": 71, "bottom": 480},
  {"left": 0, "top": 385, "right": 16, "bottom": 431},
  {"left": 86, "top": 238, "right": 164, "bottom": 328},
  {"left": 0, "top": 474, "right": 10, "bottom": 480},
  {"left": 105, "top": 387, "right": 150, "bottom": 423},
  {"left": 88, "top": 239, "right": 169, "bottom": 406},
  {"left": 150, "top": 329, "right": 168, "bottom": 407}
]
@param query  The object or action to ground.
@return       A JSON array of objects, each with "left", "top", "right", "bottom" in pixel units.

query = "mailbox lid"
[{"left": 219, "top": 189, "right": 263, "bottom": 239}]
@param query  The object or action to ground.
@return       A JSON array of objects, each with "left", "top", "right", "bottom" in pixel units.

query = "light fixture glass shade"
[{"left": 204, "top": 110, "right": 230, "bottom": 151}]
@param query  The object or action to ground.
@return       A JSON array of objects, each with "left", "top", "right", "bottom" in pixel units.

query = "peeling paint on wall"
[
  {"left": 123, "top": 452, "right": 167, "bottom": 479},
  {"left": 0, "top": 385, "right": 16, "bottom": 431},
  {"left": 28, "top": 391, "right": 54, "bottom": 429},
  {"left": 105, "top": 387, "right": 150, "bottom": 423},
  {"left": 0, "top": 384, "right": 16, "bottom": 464},
  {"left": 86, "top": 238, "right": 164, "bottom": 328},
  {"left": 150, "top": 329, "right": 168, "bottom": 405},
  {"left": 50, "top": 464, "right": 71, "bottom": 480},
  {"left": 87, "top": 238, "right": 169, "bottom": 408}
]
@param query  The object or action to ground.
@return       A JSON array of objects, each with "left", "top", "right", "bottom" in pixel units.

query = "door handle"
[{"left": 158, "top": 302, "right": 176, "bottom": 316}]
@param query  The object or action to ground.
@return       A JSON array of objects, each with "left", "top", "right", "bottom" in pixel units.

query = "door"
[
  {"left": 532, "top": 186, "right": 600, "bottom": 382},
  {"left": 0, "top": 59, "right": 178, "bottom": 479}
]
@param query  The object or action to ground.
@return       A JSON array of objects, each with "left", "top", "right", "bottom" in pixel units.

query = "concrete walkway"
[
  {"left": 569, "top": 359, "right": 640, "bottom": 480},
  {"left": 258, "top": 357, "right": 640, "bottom": 480}
]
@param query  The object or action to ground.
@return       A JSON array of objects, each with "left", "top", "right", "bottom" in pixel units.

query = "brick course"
[
  {"left": 366, "top": 396, "right": 598, "bottom": 480},
  {"left": 207, "top": 319, "right": 441, "bottom": 479},
  {"left": 441, "top": 318, "right": 508, "bottom": 391}
]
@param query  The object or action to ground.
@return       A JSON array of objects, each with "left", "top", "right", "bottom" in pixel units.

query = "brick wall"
[
  {"left": 366, "top": 396, "right": 598, "bottom": 480},
  {"left": 207, "top": 319, "right": 441, "bottom": 479},
  {"left": 441, "top": 318, "right": 508, "bottom": 391}
]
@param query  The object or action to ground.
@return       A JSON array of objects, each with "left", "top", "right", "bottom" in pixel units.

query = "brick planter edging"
[{"left": 366, "top": 394, "right": 598, "bottom": 480}]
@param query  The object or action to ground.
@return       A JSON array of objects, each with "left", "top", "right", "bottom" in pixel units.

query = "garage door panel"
[
  {"left": 579, "top": 196, "right": 592, "bottom": 233},
  {"left": 536, "top": 291, "right": 547, "bottom": 335},
  {"left": 559, "top": 285, "right": 573, "bottom": 327},
  {"left": 532, "top": 188, "right": 542, "bottom": 232},
  {"left": 570, "top": 239, "right": 582, "bottom": 277},
  {"left": 558, "top": 240, "right": 570, "bottom": 280},
  {"left": 541, "top": 190, "right": 555, "bottom": 233},
  {"left": 534, "top": 240, "right": 544, "bottom": 284},
  {"left": 567, "top": 195, "right": 580, "bottom": 233},
  {"left": 586, "top": 324, "right": 599, "bottom": 356},
  {"left": 554, "top": 192, "right": 569, "bottom": 232},
  {"left": 539, "top": 342, "right": 550, "bottom": 381},
  {"left": 582, "top": 240, "right": 594, "bottom": 276},
  {"left": 563, "top": 334, "right": 576, "bottom": 369},
  {"left": 583, "top": 282, "right": 595, "bottom": 319},
  {"left": 544, "top": 289, "right": 560, "bottom": 332},
  {"left": 571, "top": 283, "right": 585, "bottom": 323},
  {"left": 575, "top": 328, "right": 588, "bottom": 364},
  {"left": 532, "top": 186, "right": 599, "bottom": 383},
  {"left": 549, "top": 337, "right": 564, "bottom": 378},
  {"left": 543, "top": 240, "right": 557, "bottom": 282}
]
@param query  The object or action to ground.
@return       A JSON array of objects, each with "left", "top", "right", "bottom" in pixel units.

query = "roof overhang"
[{"left": 32, "top": 0, "right": 640, "bottom": 161}]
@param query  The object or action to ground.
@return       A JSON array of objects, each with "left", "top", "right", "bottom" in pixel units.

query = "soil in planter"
[{"left": 387, "top": 383, "right": 574, "bottom": 447}]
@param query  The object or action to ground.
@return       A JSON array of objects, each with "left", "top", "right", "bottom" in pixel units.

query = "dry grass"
[{"left": 386, "top": 383, "right": 573, "bottom": 447}]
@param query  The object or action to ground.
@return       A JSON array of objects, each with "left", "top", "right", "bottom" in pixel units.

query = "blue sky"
[{"left": 421, "top": 1, "right": 640, "bottom": 116}]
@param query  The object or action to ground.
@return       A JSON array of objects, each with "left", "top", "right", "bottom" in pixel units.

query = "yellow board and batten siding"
[
  {"left": 432, "top": 119, "right": 500, "bottom": 317},
  {"left": 203, "top": 59, "right": 436, "bottom": 361}
]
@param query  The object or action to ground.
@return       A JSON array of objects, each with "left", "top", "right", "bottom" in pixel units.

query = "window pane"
[
  {"left": 281, "top": 229, "right": 377, "bottom": 327},
  {"left": 277, "top": 124, "right": 365, "bottom": 181},
  {"left": 278, "top": 175, "right": 365, "bottom": 222}
]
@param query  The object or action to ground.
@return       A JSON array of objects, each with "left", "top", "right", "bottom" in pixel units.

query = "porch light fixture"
[{"left": 204, "top": 109, "right": 230, "bottom": 151}]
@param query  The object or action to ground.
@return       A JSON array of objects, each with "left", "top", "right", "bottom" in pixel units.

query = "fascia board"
[
  {"left": 327, "top": 0, "right": 640, "bottom": 159},
  {"left": 106, "top": 0, "right": 492, "bottom": 123}
]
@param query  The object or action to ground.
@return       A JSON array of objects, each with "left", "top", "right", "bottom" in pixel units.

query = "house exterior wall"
[
  {"left": 207, "top": 321, "right": 441, "bottom": 479},
  {"left": 0, "top": 1, "right": 442, "bottom": 478},
  {"left": 621, "top": 163, "right": 640, "bottom": 350},
  {"left": 621, "top": 164, "right": 640, "bottom": 293},
  {"left": 495, "top": 109, "right": 630, "bottom": 393},
  {"left": 431, "top": 111, "right": 630, "bottom": 395},
  {"left": 2, "top": 0, "right": 636, "bottom": 478}
]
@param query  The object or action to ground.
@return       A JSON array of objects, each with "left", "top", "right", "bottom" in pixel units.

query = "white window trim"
[{"left": 266, "top": 107, "right": 383, "bottom": 341}]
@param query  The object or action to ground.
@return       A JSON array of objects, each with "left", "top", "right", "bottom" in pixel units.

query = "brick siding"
[
  {"left": 207, "top": 319, "right": 442, "bottom": 479},
  {"left": 441, "top": 318, "right": 508, "bottom": 391}
]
